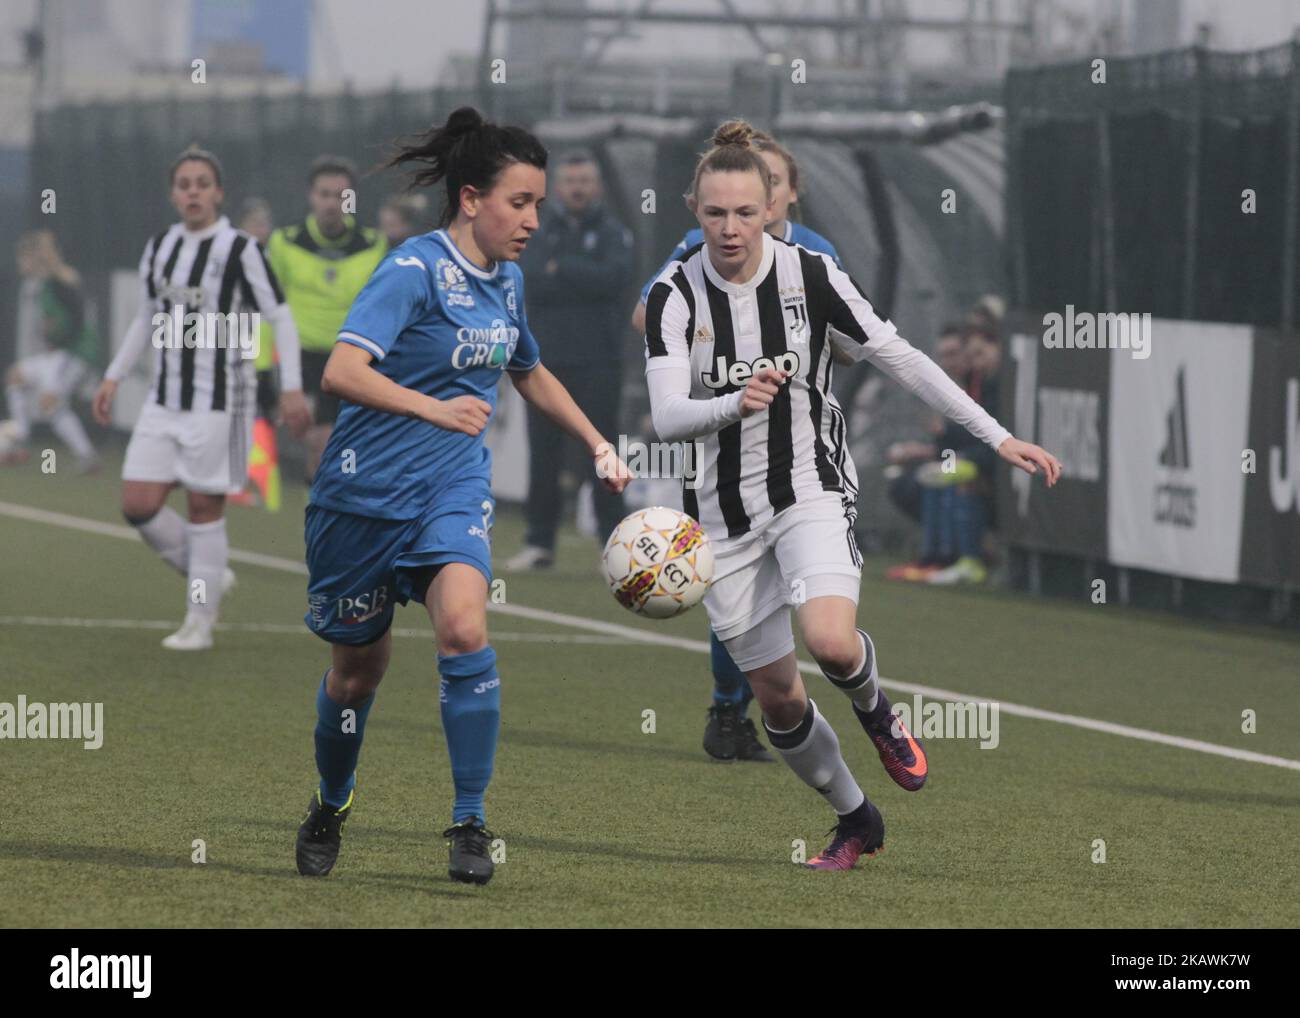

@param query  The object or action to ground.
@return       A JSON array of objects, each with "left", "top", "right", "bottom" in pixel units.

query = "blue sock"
[
  {"left": 920, "top": 487, "right": 940, "bottom": 562},
  {"left": 438, "top": 646, "right": 500, "bottom": 825},
  {"left": 314, "top": 672, "right": 374, "bottom": 808},
  {"left": 710, "top": 629, "right": 751, "bottom": 708},
  {"left": 935, "top": 487, "right": 956, "bottom": 561},
  {"left": 954, "top": 489, "right": 986, "bottom": 559}
]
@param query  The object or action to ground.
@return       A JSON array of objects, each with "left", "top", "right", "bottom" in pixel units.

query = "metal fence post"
[
  {"left": 1182, "top": 46, "right": 1205, "bottom": 318},
  {"left": 1097, "top": 110, "right": 1118, "bottom": 311},
  {"left": 1281, "top": 34, "right": 1300, "bottom": 332}
]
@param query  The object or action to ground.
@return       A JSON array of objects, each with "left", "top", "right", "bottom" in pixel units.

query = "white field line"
[
  {"left": 3, "top": 499, "right": 1298, "bottom": 772},
  {"left": 0, "top": 616, "right": 632, "bottom": 644}
]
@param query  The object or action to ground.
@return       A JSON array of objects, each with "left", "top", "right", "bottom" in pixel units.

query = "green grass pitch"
[{"left": 2, "top": 448, "right": 1299, "bottom": 927}]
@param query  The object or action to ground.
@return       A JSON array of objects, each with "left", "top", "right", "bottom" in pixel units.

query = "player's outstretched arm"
[
  {"left": 322, "top": 342, "right": 489, "bottom": 437},
  {"left": 510, "top": 363, "right": 631, "bottom": 494}
]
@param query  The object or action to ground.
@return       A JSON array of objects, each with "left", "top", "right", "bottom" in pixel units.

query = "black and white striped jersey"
[
  {"left": 644, "top": 231, "right": 1010, "bottom": 540},
  {"left": 135, "top": 215, "right": 284, "bottom": 414}
]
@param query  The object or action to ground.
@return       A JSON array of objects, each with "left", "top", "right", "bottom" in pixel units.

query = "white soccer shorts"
[
  {"left": 12, "top": 350, "right": 86, "bottom": 406},
  {"left": 703, "top": 490, "right": 863, "bottom": 646},
  {"left": 121, "top": 401, "right": 254, "bottom": 495}
]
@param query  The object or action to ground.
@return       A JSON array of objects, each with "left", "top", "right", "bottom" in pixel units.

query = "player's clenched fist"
[
  {"left": 593, "top": 439, "right": 633, "bottom": 495},
  {"left": 429, "top": 395, "right": 492, "bottom": 436},
  {"left": 739, "top": 366, "right": 786, "bottom": 418}
]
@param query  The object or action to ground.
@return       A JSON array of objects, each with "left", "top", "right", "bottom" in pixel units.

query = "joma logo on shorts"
[{"left": 701, "top": 351, "right": 801, "bottom": 390}]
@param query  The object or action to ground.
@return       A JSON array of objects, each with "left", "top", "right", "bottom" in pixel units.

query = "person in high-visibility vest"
[{"left": 267, "top": 156, "right": 386, "bottom": 481}]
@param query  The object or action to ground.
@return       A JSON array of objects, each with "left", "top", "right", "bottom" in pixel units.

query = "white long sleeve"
[
  {"left": 103, "top": 312, "right": 150, "bottom": 382},
  {"left": 866, "top": 332, "right": 1011, "bottom": 451},
  {"left": 106, "top": 234, "right": 163, "bottom": 383},
  {"left": 262, "top": 302, "right": 303, "bottom": 392},
  {"left": 809, "top": 249, "right": 1011, "bottom": 452},
  {"left": 646, "top": 357, "right": 745, "bottom": 443}
]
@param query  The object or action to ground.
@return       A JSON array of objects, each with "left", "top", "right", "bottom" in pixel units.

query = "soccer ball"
[{"left": 602, "top": 506, "right": 714, "bottom": 619}]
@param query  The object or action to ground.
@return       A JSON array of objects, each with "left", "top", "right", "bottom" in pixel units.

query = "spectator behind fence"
[
  {"left": 238, "top": 196, "right": 273, "bottom": 245},
  {"left": 884, "top": 322, "right": 967, "bottom": 529},
  {"left": 505, "top": 149, "right": 635, "bottom": 570},
  {"left": 886, "top": 321, "right": 1002, "bottom": 585},
  {"left": 378, "top": 191, "right": 429, "bottom": 247},
  {"left": 2, "top": 231, "right": 100, "bottom": 472},
  {"left": 267, "top": 156, "right": 387, "bottom": 482}
]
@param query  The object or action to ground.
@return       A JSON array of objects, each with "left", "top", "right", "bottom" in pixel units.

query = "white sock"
[
  {"left": 6, "top": 385, "right": 31, "bottom": 442},
  {"left": 823, "top": 629, "right": 880, "bottom": 713},
  {"left": 49, "top": 408, "right": 96, "bottom": 461},
  {"left": 763, "top": 700, "right": 865, "bottom": 815},
  {"left": 185, "top": 518, "right": 228, "bottom": 626},
  {"left": 134, "top": 506, "right": 189, "bottom": 575}
]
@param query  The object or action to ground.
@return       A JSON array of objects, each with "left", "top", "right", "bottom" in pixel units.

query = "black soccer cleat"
[
  {"left": 734, "top": 716, "right": 774, "bottom": 762},
  {"left": 295, "top": 788, "right": 353, "bottom": 877},
  {"left": 806, "top": 800, "right": 886, "bottom": 871},
  {"left": 854, "top": 690, "right": 929, "bottom": 792},
  {"left": 444, "top": 817, "right": 495, "bottom": 885},
  {"left": 702, "top": 703, "right": 740, "bottom": 761}
]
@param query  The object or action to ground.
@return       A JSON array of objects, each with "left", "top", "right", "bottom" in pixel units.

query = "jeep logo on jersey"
[
  {"left": 701, "top": 351, "right": 802, "bottom": 390},
  {"left": 453, "top": 319, "right": 519, "bottom": 369},
  {"left": 158, "top": 283, "right": 205, "bottom": 306}
]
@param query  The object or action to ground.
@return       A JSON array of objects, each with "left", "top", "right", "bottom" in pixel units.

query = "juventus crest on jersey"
[
  {"left": 137, "top": 215, "right": 284, "bottom": 415},
  {"left": 644, "top": 231, "right": 899, "bottom": 540}
]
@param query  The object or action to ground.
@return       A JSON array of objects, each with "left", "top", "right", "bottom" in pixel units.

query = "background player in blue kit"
[
  {"left": 295, "top": 107, "right": 630, "bottom": 885},
  {"left": 631, "top": 130, "right": 843, "bottom": 765}
]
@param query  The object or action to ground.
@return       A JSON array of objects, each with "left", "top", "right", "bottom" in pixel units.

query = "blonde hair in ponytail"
[{"left": 689, "top": 119, "right": 773, "bottom": 207}]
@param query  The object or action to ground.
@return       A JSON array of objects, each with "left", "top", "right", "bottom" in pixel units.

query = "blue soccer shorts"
[{"left": 304, "top": 482, "right": 495, "bottom": 646}]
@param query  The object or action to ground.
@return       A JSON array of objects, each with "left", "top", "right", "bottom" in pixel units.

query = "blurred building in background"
[{"left": 2, "top": 0, "right": 1298, "bottom": 624}]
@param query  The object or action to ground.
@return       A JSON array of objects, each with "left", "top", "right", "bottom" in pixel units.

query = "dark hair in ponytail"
[{"left": 384, "top": 106, "right": 547, "bottom": 227}]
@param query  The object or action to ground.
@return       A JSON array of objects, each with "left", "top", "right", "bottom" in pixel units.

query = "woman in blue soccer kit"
[
  {"left": 631, "top": 130, "right": 844, "bottom": 764},
  {"left": 295, "top": 107, "right": 629, "bottom": 885}
]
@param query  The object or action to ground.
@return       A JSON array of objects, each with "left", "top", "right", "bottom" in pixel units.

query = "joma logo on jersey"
[
  {"left": 336, "top": 586, "right": 389, "bottom": 624},
  {"left": 435, "top": 257, "right": 475, "bottom": 308},
  {"left": 701, "top": 351, "right": 801, "bottom": 389}
]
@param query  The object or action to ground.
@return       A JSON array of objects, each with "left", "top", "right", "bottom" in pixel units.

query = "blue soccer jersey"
[
  {"left": 310, "top": 229, "right": 540, "bottom": 520},
  {"left": 638, "top": 221, "right": 841, "bottom": 303}
]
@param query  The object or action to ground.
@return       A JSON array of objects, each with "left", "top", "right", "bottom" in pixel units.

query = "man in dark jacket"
[{"left": 507, "top": 150, "right": 634, "bottom": 569}]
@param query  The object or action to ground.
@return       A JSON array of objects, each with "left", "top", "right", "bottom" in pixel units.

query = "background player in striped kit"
[
  {"left": 93, "top": 146, "right": 311, "bottom": 650},
  {"left": 633, "top": 130, "right": 844, "bottom": 765},
  {"left": 644, "top": 121, "right": 1060, "bottom": 869}
]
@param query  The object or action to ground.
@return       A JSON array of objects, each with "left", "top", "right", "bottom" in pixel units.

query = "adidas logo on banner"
[
  {"left": 1158, "top": 365, "right": 1191, "bottom": 469},
  {"left": 1155, "top": 365, "right": 1196, "bottom": 527}
]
